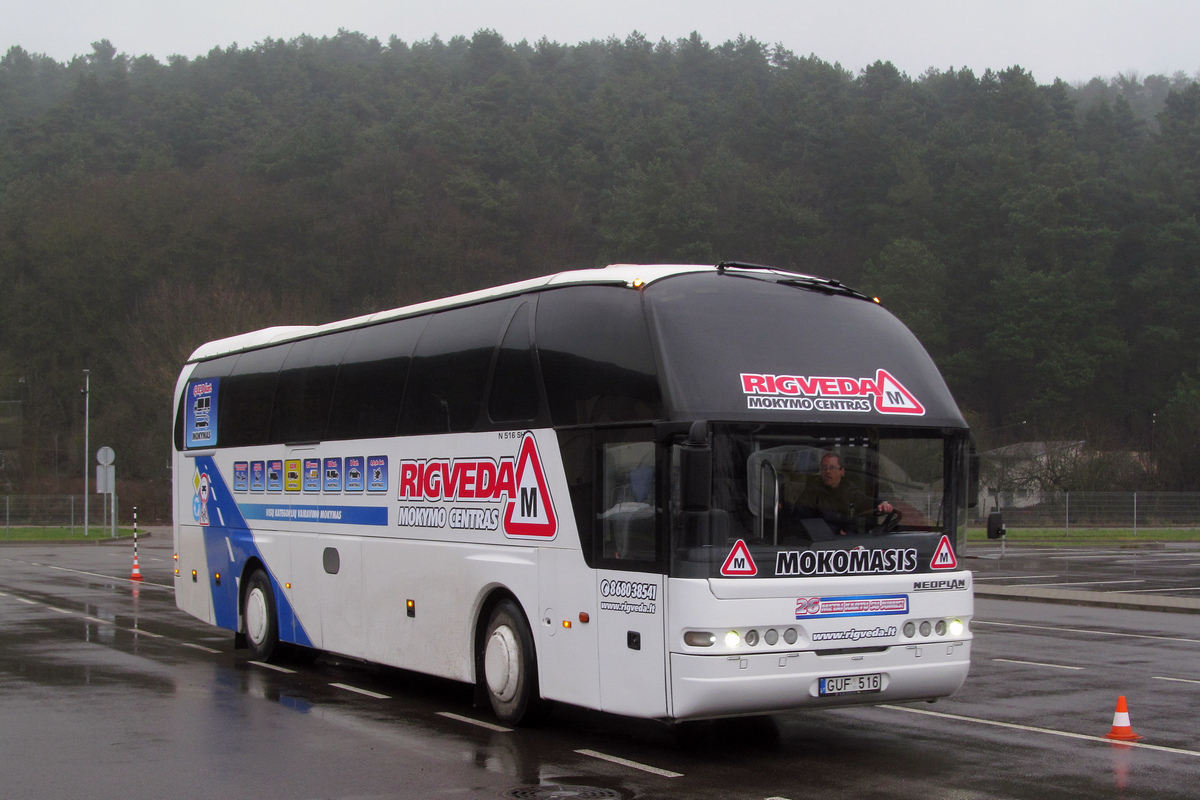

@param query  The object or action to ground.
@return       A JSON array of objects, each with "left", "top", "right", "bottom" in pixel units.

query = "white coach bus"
[{"left": 172, "top": 262, "right": 974, "bottom": 724}]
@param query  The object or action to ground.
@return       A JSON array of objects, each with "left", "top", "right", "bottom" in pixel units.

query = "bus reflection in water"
[{"left": 172, "top": 262, "right": 974, "bottom": 724}]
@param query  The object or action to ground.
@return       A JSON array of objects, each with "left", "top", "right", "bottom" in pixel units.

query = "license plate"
[{"left": 819, "top": 673, "right": 882, "bottom": 696}]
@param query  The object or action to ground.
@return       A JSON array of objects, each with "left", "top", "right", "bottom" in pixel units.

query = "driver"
[{"left": 794, "top": 452, "right": 894, "bottom": 536}]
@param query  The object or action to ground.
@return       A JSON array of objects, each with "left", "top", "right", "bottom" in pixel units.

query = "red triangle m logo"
[
  {"left": 875, "top": 369, "right": 926, "bottom": 415},
  {"left": 930, "top": 535, "right": 958, "bottom": 570},
  {"left": 503, "top": 433, "right": 558, "bottom": 539},
  {"left": 720, "top": 539, "right": 758, "bottom": 576}
]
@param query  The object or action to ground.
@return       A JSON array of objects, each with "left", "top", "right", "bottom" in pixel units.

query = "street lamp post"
[{"left": 82, "top": 370, "right": 89, "bottom": 538}]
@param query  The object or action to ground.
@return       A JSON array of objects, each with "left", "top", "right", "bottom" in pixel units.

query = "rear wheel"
[
  {"left": 481, "top": 600, "right": 540, "bottom": 725},
  {"left": 243, "top": 569, "right": 279, "bottom": 662}
]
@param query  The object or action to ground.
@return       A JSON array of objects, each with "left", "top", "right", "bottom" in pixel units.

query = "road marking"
[
  {"left": 129, "top": 628, "right": 163, "bottom": 638},
  {"left": 436, "top": 711, "right": 512, "bottom": 732},
  {"left": 1011, "top": 579, "right": 1146, "bottom": 587},
  {"left": 84, "top": 616, "right": 112, "bottom": 625},
  {"left": 248, "top": 660, "right": 297, "bottom": 674},
  {"left": 1108, "top": 586, "right": 1200, "bottom": 594},
  {"left": 993, "top": 658, "right": 1084, "bottom": 670},
  {"left": 181, "top": 642, "right": 221, "bottom": 653},
  {"left": 35, "top": 562, "right": 173, "bottom": 590},
  {"left": 1153, "top": 676, "right": 1200, "bottom": 685},
  {"left": 330, "top": 682, "right": 390, "bottom": 700},
  {"left": 47, "top": 606, "right": 73, "bottom": 614},
  {"left": 972, "top": 620, "right": 1200, "bottom": 645},
  {"left": 14, "top": 597, "right": 36, "bottom": 604},
  {"left": 575, "top": 749, "right": 683, "bottom": 778},
  {"left": 881, "top": 704, "right": 1200, "bottom": 758},
  {"left": 974, "top": 575, "right": 1059, "bottom": 581}
]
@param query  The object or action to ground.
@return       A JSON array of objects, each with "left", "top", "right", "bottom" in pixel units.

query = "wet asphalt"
[{"left": 0, "top": 534, "right": 1197, "bottom": 800}]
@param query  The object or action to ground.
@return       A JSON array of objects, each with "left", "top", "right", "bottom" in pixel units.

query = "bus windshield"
[{"left": 670, "top": 424, "right": 968, "bottom": 579}]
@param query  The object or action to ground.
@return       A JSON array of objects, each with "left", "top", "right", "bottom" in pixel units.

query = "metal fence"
[
  {"left": 2, "top": 495, "right": 118, "bottom": 536},
  {"left": 975, "top": 491, "right": 1200, "bottom": 532}
]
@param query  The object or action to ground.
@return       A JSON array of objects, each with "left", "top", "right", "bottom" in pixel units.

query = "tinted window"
[
  {"left": 403, "top": 299, "right": 516, "bottom": 438},
  {"left": 488, "top": 302, "right": 540, "bottom": 423},
  {"left": 536, "top": 286, "right": 663, "bottom": 426},
  {"left": 646, "top": 272, "right": 966, "bottom": 427},
  {"left": 269, "top": 332, "right": 352, "bottom": 443},
  {"left": 400, "top": 299, "right": 515, "bottom": 435},
  {"left": 175, "top": 354, "right": 237, "bottom": 450},
  {"left": 221, "top": 345, "right": 291, "bottom": 448},
  {"left": 327, "top": 317, "right": 426, "bottom": 441}
]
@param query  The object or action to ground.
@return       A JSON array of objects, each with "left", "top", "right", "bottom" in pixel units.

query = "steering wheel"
[{"left": 853, "top": 507, "right": 902, "bottom": 535}]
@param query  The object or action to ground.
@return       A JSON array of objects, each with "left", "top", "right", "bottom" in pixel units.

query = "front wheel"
[
  {"left": 243, "top": 569, "right": 279, "bottom": 662},
  {"left": 480, "top": 600, "right": 540, "bottom": 725}
]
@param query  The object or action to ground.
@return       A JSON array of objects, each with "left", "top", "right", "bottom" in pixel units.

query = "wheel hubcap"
[
  {"left": 485, "top": 625, "right": 519, "bottom": 701},
  {"left": 245, "top": 588, "right": 267, "bottom": 646}
]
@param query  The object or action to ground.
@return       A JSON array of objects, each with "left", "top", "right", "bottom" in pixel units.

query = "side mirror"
[{"left": 986, "top": 510, "right": 1006, "bottom": 540}]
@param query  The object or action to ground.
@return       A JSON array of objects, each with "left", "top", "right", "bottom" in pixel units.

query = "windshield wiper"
[{"left": 714, "top": 261, "right": 874, "bottom": 302}]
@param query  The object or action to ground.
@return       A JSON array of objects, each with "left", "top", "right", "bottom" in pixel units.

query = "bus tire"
[
  {"left": 243, "top": 569, "right": 279, "bottom": 662},
  {"left": 481, "top": 600, "right": 540, "bottom": 725}
]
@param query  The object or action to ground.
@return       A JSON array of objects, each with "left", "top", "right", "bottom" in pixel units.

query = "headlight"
[
  {"left": 948, "top": 618, "right": 965, "bottom": 637},
  {"left": 684, "top": 631, "right": 716, "bottom": 647},
  {"left": 724, "top": 630, "right": 741, "bottom": 648}
]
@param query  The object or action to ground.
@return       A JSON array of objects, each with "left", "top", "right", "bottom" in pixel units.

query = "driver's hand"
[{"left": 876, "top": 501, "right": 894, "bottom": 513}]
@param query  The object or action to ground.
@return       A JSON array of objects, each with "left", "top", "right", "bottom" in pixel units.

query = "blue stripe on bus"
[
  {"left": 194, "top": 456, "right": 314, "bottom": 648},
  {"left": 238, "top": 503, "right": 389, "bottom": 526}
]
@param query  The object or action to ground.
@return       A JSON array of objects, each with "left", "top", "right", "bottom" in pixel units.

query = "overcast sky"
[{"left": 6, "top": 0, "right": 1199, "bottom": 85}]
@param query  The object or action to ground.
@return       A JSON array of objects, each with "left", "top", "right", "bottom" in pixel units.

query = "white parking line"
[
  {"left": 575, "top": 749, "right": 683, "bottom": 778},
  {"left": 436, "top": 711, "right": 512, "bottom": 733},
  {"left": 38, "top": 563, "right": 173, "bottom": 590},
  {"left": 974, "top": 575, "right": 1059, "bottom": 581},
  {"left": 972, "top": 620, "right": 1200, "bottom": 645},
  {"left": 1011, "top": 579, "right": 1145, "bottom": 587},
  {"left": 882, "top": 704, "right": 1200, "bottom": 757},
  {"left": 248, "top": 660, "right": 297, "bottom": 674},
  {"left": 128, "top": 628, "right": 163, "bottom": 638},
  {"left": 993, "top": 658, "right": 1085, "bottom": 670},
  {"left": 329, "top": 682, "right": 390, "bottom": 700},
  {"left": 1153, "top": 676, "right": 1200, "bottom": 685},
  {"left": 1107, "top": 586, "right": 1200, "bottom": 594}
]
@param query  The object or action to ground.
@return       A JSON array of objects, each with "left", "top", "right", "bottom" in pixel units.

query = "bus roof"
[{"left": 187, "top": 263, "right": 842, "bottom": 362}]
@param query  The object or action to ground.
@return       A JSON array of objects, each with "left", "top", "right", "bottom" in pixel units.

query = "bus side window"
[
  {"left": 488, "top": 302, "right": 540, "bottom": 423},
  {"left": 536, "top": 286, "right": 664, "bottom": 426},
  {"left": 221, "top": 344, "right": 291, "bottom": 448},
  {"left": 326, "top": 317, "right": 425, "bottom": 441},
  {"left": 401, "top": 299, "right": 516, "bottom": 435},
  {"left": 176, "top": 354, "right": 237, "bottom": 450},
  {"left": 269, "top": 331, "right": 351, "bottom": 444},
  {"left": 557, "top": 429, "right": 595, "bottom": 567},
  {"left": 599, "top": 439, "right": 660, "bottom": 567}
]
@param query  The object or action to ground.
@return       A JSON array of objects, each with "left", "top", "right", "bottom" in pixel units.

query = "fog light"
[
  {"left": 783, "top": 628, "right": 798, "bottom": 645},
  {"left": 948, "top": 618, "right": 965, "bottom": 636},
  {"left": 919, "top": 621, "right": 932, "bottom": 636},
  {"left": 935, "top": 620, "right": 947, "bottom": 636},
  {"left": 684, "top": 631, "right": 716, "bottom": 647},
  {"left": 745, "top": 630, "right": 760, "bottom": 646},
  {"left": 903, "top": 621, "right": 916, "bottom": 638},
  {"left": 764, "top": 628, "right": 779, "bottom": 645},
  {"left": 724, "top": 630, "right": 741, "bottom": 648}
]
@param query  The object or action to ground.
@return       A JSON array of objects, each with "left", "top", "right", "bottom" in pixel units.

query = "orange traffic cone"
[
  {"left": 130, "top": 554, "right": 144, "bottom": 582},
  {"left": 1105, "top": 696, "right": 1142, "bottom": 741}
]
